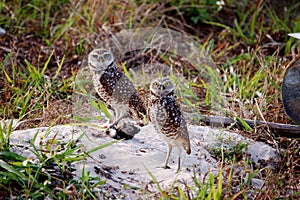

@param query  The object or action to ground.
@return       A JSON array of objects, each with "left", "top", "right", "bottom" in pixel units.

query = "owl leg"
[
  {"left": 163, "top": 143, "right": 172, "bottom": 169},
  {"left": 106, "top": 109, "right": 128, "bottom": 138},
  {"left": 110, "top": 109, "right": 128, "bottom": 128},
  {"left": 176, "top": 147, "right": 182, "bottom": 173}
]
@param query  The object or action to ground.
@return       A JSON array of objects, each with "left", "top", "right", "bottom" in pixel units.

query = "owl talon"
[
  {"left": 164, "top": 165, "right": 171, "bottom": 169},
  {"left": 156, "top": 165, "right": 171, "bottom": 169},
  {"left": 108, "top": 124, "right": 115, "bottom": 129}
]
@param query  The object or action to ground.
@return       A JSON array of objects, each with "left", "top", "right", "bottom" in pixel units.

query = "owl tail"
[
  {"left": 183, "top": 136, "right": 191, "bottom": 154},
  {"left": 186, "top": 147, "right": 191, "bottom": 155}
]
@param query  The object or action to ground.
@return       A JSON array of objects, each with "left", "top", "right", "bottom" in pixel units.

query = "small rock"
[
  {"left": 251, "top": 178, "right": 264, "bottom": 189},
  {"left": 0, "top": 27, "right": 6, "bottom": 35}
]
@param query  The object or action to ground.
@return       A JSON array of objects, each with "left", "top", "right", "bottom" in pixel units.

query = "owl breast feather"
[{"left": 99, "top": 65, "right": 122, "bottom": 95}]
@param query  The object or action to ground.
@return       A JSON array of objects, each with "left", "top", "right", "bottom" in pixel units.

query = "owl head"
[
  {"left": 88, "top": 48, "right": 114, "bottom": 72},
  {"left": 150, "top": 77, "right": 174, "bottom": 96}
]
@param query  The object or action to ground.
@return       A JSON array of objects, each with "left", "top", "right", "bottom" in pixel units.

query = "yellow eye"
[
  {"left": 165, "top": 81, "right": 170, "bottom": 86},
  {"left": 153, "top": 82, "right": 159, "bottom": 87}
]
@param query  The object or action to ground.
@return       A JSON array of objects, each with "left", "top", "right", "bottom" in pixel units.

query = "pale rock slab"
[{"left": 5, "top": 121, "right": 278, "bottom": 198}]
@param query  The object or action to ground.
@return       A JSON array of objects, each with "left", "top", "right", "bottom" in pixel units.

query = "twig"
[{"left": 200, "top": 115, "right": 300, "bottom": 138}]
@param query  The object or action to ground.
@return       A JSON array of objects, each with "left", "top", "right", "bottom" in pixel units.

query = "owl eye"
[
  {"left": 153, "top": 82, "right": 159, "bottom": 87},
  {"left": 103, "top": 54, "right": 111, "bottom": 60},
  {"left": 165, "top": 81, "right": 170, "bottom": 86}
]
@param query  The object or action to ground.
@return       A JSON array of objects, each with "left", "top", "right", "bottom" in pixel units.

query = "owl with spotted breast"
[
  {"left": 88, "top": 48, "right": 147, "bottom": 136},
  {"left": 150, "top": 77, "right": 191, "bottom": 172}
]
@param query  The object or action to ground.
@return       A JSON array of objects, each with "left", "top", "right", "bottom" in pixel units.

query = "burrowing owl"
[
  {"left": 150, "top": 77, "right": 191, "bottom": 171},
  {"left": 88, "top": 48, "right": 146, "bottom": 135}
]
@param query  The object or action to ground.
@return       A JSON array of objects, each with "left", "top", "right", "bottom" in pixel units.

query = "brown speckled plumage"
[
  {"left": 88, "top": 48, "right": 146, "bottom": 133},
  {"left": 150, "top": 77, "right": 191, "bottom": 171}
]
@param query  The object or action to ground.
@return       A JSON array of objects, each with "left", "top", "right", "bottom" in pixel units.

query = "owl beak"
[{"left": 159, "top": 85, "right": 165, "bottom": 90}]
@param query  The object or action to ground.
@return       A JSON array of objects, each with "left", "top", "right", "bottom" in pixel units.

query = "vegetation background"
[{"left": 0, "top": 0, "right": 299, "bottom": 199}]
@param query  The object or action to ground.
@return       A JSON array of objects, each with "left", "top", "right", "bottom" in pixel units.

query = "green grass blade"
[
  {"left": 86, "top": 140, "right": 120, "bottom": 155},
  {"left": 177, "top": 185, "right": 188, "bottom": 200},
  {"left": 234, "top": 18, "right": 247, "bottom": 42},
  {"left": 98, "top": 101, "right": 111, "bottom": 120},
  {"left": 145, "top": 167, "right": 163, "bottom": 193},
  {"left": 217, "top": 167, "right": 223, "bottom": 200},
  {"left": 0, "top": 159, "right": 28, "bottom": 181},
  {"left": 235, "top": 116, "right": 253, "bottom": 131},
  {"left": 54, "top": 54, "right": 65, "bottom": 79},
  {"left": 1, "top": 67, "right": 13, "bottom": 83},
  {"left": 0, "top": 151, "right": 26, "bottom": 162},
  {"left": 42, "top": 49, "right": 54, "bottom": 76},
  {"left": 122, "top": 62, "right": 134, "bottom": 82}
]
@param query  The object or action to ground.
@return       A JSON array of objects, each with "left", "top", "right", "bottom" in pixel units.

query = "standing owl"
[
  {"left": 150, "top": 77, "right": 191, "bottom": 171},
  {"left": 88, "top": 48, "right": 147, "bottom": 137}
]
